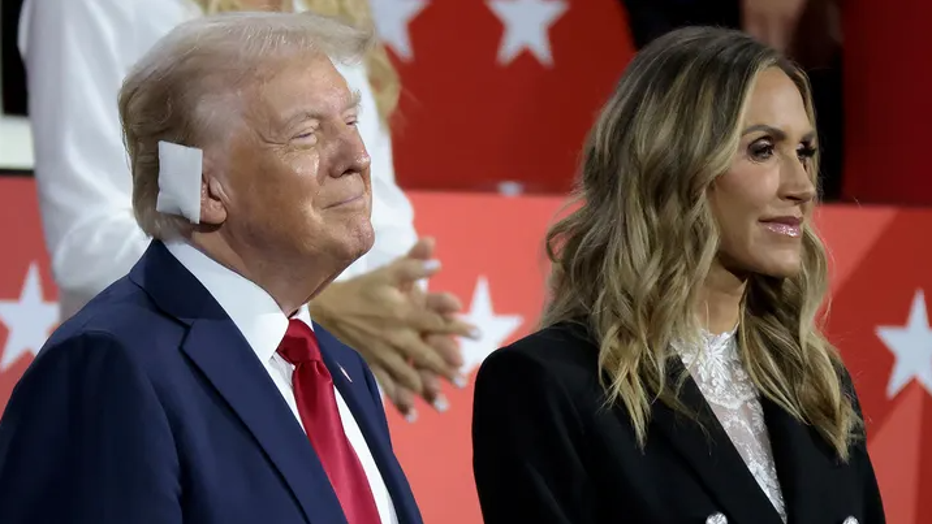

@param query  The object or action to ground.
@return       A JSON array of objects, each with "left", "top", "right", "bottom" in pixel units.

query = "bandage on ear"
[{"left": 156, "top": 140, "right": 203, "bottom": 224}]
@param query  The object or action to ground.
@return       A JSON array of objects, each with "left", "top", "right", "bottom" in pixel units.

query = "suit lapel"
[
  {"left": 130, "top": 242, "right": 348, "bottom": 524},
  {"left": 650, "top": 362, "right": 784, "bottom": 524},
  {"left": 182, "top": 320, "right": 349, "bottom": 524},
  {"left": 314, "top": 325, "right": 420, "bottom": 524}
]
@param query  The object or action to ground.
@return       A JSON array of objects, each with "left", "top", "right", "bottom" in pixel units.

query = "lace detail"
[{"left": 674, "top": 329, "right": 786, "bottom": 522}]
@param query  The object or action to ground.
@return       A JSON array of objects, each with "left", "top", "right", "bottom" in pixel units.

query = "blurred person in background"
[
  {"left": 18, "top": 0, "right": 477, "bottom": 418},
  {"left": 472, "top": 27, "right": 883, "bottom": 524},
  {"left": 620, "top": 0, "right": 844, "bottom": 202}
]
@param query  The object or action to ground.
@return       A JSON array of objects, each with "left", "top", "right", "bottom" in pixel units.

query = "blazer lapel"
[
  {"left": 130, "top": 242, "right": 347, "bottom": 524},
  {"left": 314, "top": 325, "right": 420, "bottom": 524},
  {"left": 650, "top": 362, "right": 784, "bottom": 524},
  {"left": 762, "top": 396, "right": 838, "bottom": 524}
]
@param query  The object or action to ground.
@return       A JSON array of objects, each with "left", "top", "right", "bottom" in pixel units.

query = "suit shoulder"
[
  {"left": 479, "top": 321, "right": 601, "bottom": 396},
  {"left": 834, "top": 361, "right": 871, "bottom": 426},
  {"left": 44, "top": 277, "right": 184, "bottom": 366},
  {"left": 490, "top": 321, "right": 598, "bottom": 369}
]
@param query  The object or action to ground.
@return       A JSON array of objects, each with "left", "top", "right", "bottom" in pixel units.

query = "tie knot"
[{"left": 277, "top": 319, "right": 321, "bottom": 365}]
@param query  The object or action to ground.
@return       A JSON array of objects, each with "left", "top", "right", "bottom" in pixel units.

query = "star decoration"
[
  {"left": 459, "top": 276, "right": 523, "bottom": 375},
  {"left": 0, "top": 263, "right": 59, "bottom": 370},
  {"left": 487, "top": 0, "right": 568, "bottom": 67},
  {"left": 370, "top": 0, "right": 429, "bottom": 61},
  {"left": 876, "top": 289, "right": 932, "bottom": 399}
]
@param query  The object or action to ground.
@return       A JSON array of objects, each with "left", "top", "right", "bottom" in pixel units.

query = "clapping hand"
[{"left": 309, "top": 237, "right": 479, "bottom": 420}]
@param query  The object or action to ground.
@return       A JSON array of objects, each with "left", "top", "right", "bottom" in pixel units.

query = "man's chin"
[{"left": 336, "top": 223, "right": 375, "bottom": 263}]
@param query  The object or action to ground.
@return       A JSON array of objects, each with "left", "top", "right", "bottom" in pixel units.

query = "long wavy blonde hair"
[
  {"left": 542, "top": 27, "right": 860, "bottom": 459},
  {"left": 193, "top": 0, "right": 400, "bottom": 125}
]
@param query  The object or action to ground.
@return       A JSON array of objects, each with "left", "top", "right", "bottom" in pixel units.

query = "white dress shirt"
[
  {"left": 18, "top": 0, "right": 418, "bottom": 320},
  {"left": 164, "top": 240, "right": 398, "bottom": 524}
]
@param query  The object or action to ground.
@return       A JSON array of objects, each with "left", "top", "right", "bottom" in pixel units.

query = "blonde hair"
[
  {"left": 192, "top": 0, "right": 400, "bottom": 125},
  {"left": 542, "top": 27, "right": 860, "bottom": 459},
  {"left": 119, "top": 11, "right": 371, "bottom": 238}
]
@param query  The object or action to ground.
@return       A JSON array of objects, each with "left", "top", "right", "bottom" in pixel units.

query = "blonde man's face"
[{"left": 201, "top": 54, "right": 374, "bottom": 273}]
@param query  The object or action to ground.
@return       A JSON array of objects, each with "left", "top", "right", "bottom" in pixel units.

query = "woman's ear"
[{"left": 199, "top": 154, "right": 228, "bottom": 226}]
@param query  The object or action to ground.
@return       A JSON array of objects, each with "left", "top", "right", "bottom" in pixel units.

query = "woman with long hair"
[
  {"left": 472, "top": 26, "right": 884, "bottom": 524},
  {"left": 19, "top": 0, "right": 473, "bottom": 416}
]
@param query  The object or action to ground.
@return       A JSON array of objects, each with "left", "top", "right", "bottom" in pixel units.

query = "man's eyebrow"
[
  {"left": 344, "top": 90, "right": 362, "bottom": 113},
  {"left": 281, "top": 90, "right": 363, "bottom": 127}
]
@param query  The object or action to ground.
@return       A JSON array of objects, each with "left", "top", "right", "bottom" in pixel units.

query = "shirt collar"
[{"left": 164, "top": 240, "right": 313, "bottom": 364}]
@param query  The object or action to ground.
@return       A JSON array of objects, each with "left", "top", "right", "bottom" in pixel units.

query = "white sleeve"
[
  {"left": 334, "top": 62, "right": 417, "bottom": 282},
  {"left": 19, "top": 0, "right": 151, "bottom": 308}
]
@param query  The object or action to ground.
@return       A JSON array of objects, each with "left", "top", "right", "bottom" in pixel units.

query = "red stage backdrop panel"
[
  {"left": 387, "top": 0, "right": 634, "bottom": 193},
  {"left": 842, "top": 0, "right": 932, "bottom": 206},
  {"left": 0, "top": 181, "right": 930, "bottom": 522}
]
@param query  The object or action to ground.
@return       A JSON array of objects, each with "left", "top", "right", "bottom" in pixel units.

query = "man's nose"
[{"left": 330, "top": 127, "right": 370, "bottom": 178}]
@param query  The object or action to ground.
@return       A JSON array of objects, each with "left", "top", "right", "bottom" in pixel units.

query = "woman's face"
[{"left": 709, "top": 67, "right": 817, "bottom": 279}]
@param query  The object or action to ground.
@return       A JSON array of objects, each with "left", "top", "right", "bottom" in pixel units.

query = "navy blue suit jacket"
[{"left": 0, "top": 241, "right": 423, "bottom": 524}]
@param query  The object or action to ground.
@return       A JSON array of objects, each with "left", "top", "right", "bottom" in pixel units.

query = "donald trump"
[{"left": 0, "top": 11, "right": 421, "bottom": 524}]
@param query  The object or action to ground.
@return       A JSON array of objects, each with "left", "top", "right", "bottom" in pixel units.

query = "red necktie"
[{"left": 277, "top": 319, "right": 382, "bottom": 524}]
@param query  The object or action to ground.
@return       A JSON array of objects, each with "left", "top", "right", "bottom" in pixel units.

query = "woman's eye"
[
  {"left": 797, "top": 144, "right": 818, "bottom": 161},
  {"left": 749, "top": 140, "right": 774, "bottom": 161}
]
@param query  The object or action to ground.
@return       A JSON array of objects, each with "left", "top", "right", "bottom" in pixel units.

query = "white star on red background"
[
  {"left": 876, "top": 289, "right": 932, "bottom": 399},
  {"left": 0, "top": 263, "right": 59, "bottom": 370},
  {"left": 459, "top": 276, "right": 523, "bottom": 375},
  {"left": 487, "top": 0, "right": 568, "bottom": 67},
  {"left": 370, "top": 0, "right": 429, "bottom": 61}
]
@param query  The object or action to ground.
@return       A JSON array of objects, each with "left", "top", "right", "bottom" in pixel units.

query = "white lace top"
[{"left": 674, "top": 328, "right": 787, "bottom": 522}]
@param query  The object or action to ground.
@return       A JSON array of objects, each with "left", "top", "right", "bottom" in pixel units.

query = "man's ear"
[{"left": 199, "top": 153, "right": 228, "bottom": 226}]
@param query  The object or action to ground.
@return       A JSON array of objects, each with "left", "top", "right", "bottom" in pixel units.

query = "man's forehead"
[{"left": 251, "top": 58, "right": 358, "bottom": 121}]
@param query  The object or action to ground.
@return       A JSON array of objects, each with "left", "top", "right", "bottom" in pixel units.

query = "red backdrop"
[
  {"left": 387, "top": 0, "right": 932, "bottom": 201},
  {"left": 388, "top": 0, "right": 634, "bottom": 194},
  {"left": 841, "top": 0, "right": 932, "bottom": 205},
  {"left": 1, "top": 179, "right": 931, "bottom": 523}
]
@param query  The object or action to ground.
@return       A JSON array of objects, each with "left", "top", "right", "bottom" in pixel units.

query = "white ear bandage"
[{"left": 156, "top": 140, "right": 203, "bottom": 224}]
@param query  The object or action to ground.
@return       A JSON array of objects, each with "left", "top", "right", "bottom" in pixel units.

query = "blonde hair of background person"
[
  {"left": 193, "top": 0, "right": 399, "bottom": 126},
  {"left": 541, "top": 31, "right": 858, "bottom": 456}
]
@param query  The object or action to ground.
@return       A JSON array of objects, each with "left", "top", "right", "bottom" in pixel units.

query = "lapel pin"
[
  {"left": 339, "top": 365, "right": 352, "bottom": 383},
  {"left": 706, "top": 513, "right": 727, "bottom": 524}
]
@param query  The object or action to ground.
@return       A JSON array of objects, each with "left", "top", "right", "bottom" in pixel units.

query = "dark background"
[{"left": 2, "top": 0, "right": 27, "bottom": 117}]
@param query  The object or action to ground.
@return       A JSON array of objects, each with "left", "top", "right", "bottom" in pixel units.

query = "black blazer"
[{"left": 472, "top": 321, "right": 885, "bottom": 524}]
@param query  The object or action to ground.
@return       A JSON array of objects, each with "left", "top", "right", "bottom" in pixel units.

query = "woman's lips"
[{"left": 760, "top": 216, "right": 803, "bottom": 238}]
